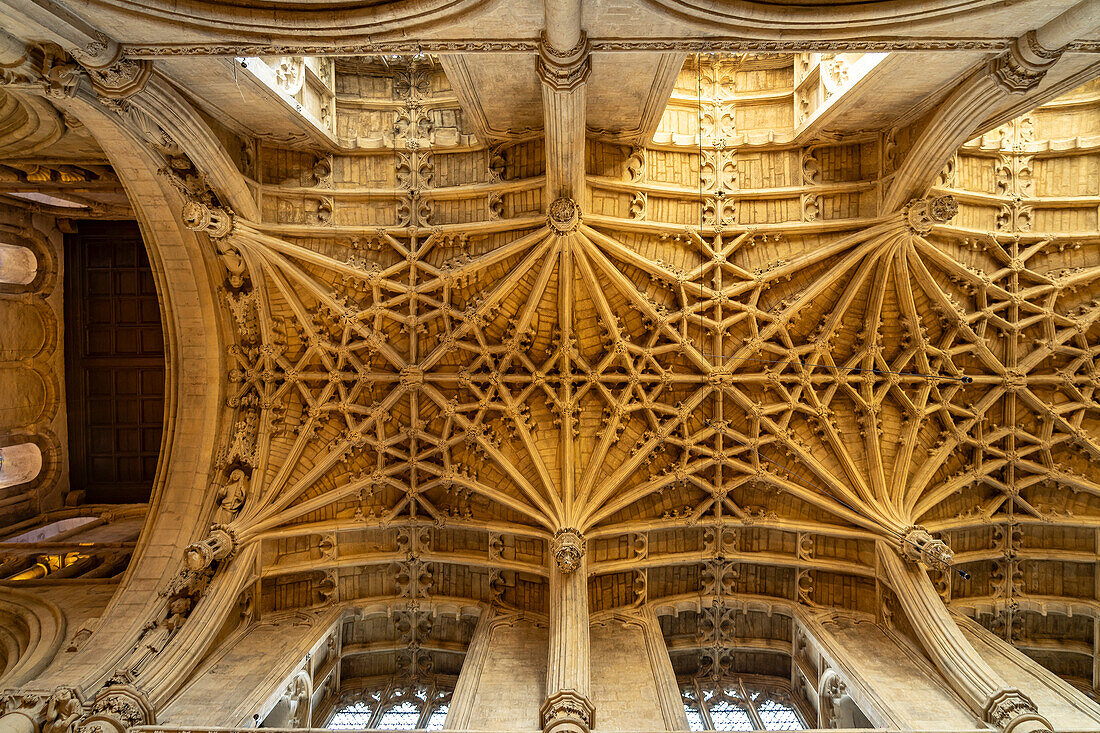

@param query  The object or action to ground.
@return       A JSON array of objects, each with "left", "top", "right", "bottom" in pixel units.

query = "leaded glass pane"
[
  {"left": 377, "top": 700, "right": 422, "bottom": 730},
  {"left": 708, "top": 699, "right": 754, "bottom": 731},
  {"left": 328, "top": 701, "right": 373, "bottom": 730},
  {"left": 684, "top": 702, "right": 706, "bottom": 731},
  {"left": 426, "top": 704, "right": 449, "bottom": 731},
  {"left": 757, "top": 697, "right": 805, "bottom": 731}
]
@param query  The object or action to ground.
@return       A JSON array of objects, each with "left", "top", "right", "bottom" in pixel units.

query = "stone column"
[
  {"left": 540, "top": 528, "right": 594, "bottom": 733},
  {"left": 878, "top": 543, "right": 1051, "bottom": 733},
  {"left": 444, "top": 607, "right": 496, "bottom": 730},
  {"left": 0, "top": 694, "right": 44, "bottom": 733},
  {"left": 538, "top": 0, "right": 589, "bottom": 204},
  {"left": 882, "top": 12, "right": 1086, "bottom": 211},
  {"left": 75, "top": 683, "right": 155, "bottom": 733},
  {"left": 636, "top": 606, "right": 691, "bottom": 731}
]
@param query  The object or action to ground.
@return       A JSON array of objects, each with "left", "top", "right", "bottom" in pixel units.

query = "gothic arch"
[
  {"left": 0, "top": 589, "right": 66, "bottom": 688},
  {"left": 69, "top": 0, "right": 487, "bottom": 44},
  {"left": 638, "top": 0, "right": 1029, "bottom": 35},
  {"left": 0, "top": 219, "right": 57, "bottom": 297},
  {"left": 22, "top": 91, "right": 235, "bottom": 697}
]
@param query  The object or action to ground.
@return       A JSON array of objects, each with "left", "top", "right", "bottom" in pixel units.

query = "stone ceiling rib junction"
[{"left": 1, "top": 1, "right": 1100, "bottom": 733}]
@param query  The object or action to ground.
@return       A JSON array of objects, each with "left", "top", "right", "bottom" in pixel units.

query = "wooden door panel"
[{"left": 65, "top": 221, "right": 165, "bottom": 504}]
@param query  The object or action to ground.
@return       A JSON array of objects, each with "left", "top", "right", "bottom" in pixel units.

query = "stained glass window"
[
  {"left": 681, "top": 678, "right": 807, "bottom": 731},
  {"left": 326, "top": 682, "right": 451, "bottom": 730}
]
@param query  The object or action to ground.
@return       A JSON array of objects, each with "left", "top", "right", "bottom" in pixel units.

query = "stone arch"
[
  {"left": 0, "top": 588, "right": 66, "bottom": 688},
  {"left": 0, "top": 442, "right": 42, "bottom": 490},
  {"left": 0, "top": 299, "right": 48, "bottom": 362},
  {"left": 0, "top": 220, "right": 57, "bottom": 296},
  {"left": 0, "top": 365, "right": 49, "bottom": 431},
  {"left": 23, "top": 89, "right": 233, "bottom": 698}
]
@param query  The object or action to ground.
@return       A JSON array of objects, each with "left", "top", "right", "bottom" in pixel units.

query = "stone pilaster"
[
  {"left": 542, "top": 529, "right": 594, "bottom": 733},
  {"left": 538, "top": 32, "right": 589, "bottom": 204}
]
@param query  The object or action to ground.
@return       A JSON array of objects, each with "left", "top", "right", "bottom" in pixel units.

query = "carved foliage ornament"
[
  {"left": 548, "top": 198, "right": 580, "bottom": 234},
  {"left": 0, "top": 692, "right": 44, "bottom": 720},
  {"left": 75, "top": 684, "right": 154, "bottom": 733},
  {"left": 550, "top": 528, "right": 585, "bottom": 573},
  {"left": 982, "top": 688, "right": 1051, "bottom": 731},
  {"left": 539, "top": 689, "right": 595, "bottom": 733}
]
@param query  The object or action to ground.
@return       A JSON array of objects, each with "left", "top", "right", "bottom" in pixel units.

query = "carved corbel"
[
  {"left": 550, "top": 528, "right": 585, "bottom": 573},
  {"left": 74, "top": 684, "right": 153, "bottom": 733},
  {"left": 990, "top": 31, "right": 1063, "bottom": 95},
  {"left": 181, "top": 199, "right": 235, "bottom": 239},
  {"left": 536, "top": 32, "right": 591, "bottom": 92},
  {"left": 539, "top": 689, "right": 594, "bottom": 733},
  {"left": 183, "top": 525, "right": 237, "bottom": 571},
  {"left": 36, "top": 45, "right": 81, "bottom": 100},
  {"left": 899, "top": 525, "right": 955, "bottom": 573},
  {"left": 548, "top": 198, "right": 580, "bottom": 234},
  {"left": 904, "top": 195, "right": 957, "bottom": 234}
]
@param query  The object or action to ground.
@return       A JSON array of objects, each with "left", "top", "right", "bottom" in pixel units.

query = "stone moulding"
[
  {"left": 78, "top": 0, "right": 487, "bottom": 39},
  {"left": 633, "top": 0, "right": 1034, "bottom": 32}
]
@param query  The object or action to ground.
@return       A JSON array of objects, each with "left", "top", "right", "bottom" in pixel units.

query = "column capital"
[
  {"left": 550, "top": 528, "right": 586, "bottom": 572},
  {"left": 537, "top": 31, "right": 591, "bottom": 92},
  {"left": 83, "top": 58, "right": 152, "bottom": 100},
  {"left": 989, "top": 34, "right": 1062, "bottom": 95},
  {"left": 982, "top": 688, "right": 1052, "bottom": 732},
  {"left": 74, "top": 684, "right": 153, "bottom": 733},
  {"left": 539, "top": 689, "right": 595, "bottom": 733}
]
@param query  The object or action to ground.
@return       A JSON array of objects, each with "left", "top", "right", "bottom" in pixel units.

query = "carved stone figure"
[
  {"left": 43, "top": 689, "right": 82, "bottom": 733},
  {"left": 216, "top": 468, "right": 249, "bottom": 517}
]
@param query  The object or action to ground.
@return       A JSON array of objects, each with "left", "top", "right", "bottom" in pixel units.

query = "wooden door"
[{"left": 65, "top": 221, "right": 165, "bottom": 503}]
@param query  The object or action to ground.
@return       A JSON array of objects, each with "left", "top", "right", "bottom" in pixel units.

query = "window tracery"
[
  {"left": 327, "top": 681, "right": 451, "bottom": 731},
  {"left": 681, "top": 678, "right": 807, "bottom": 731}
]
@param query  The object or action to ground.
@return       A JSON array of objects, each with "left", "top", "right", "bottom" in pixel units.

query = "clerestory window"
[
  {"left": 327, "top": 681, "right": 450, "bottom": 731},
  {"left": 682, "top": 677, "right": 807, "bottom": 731}
]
